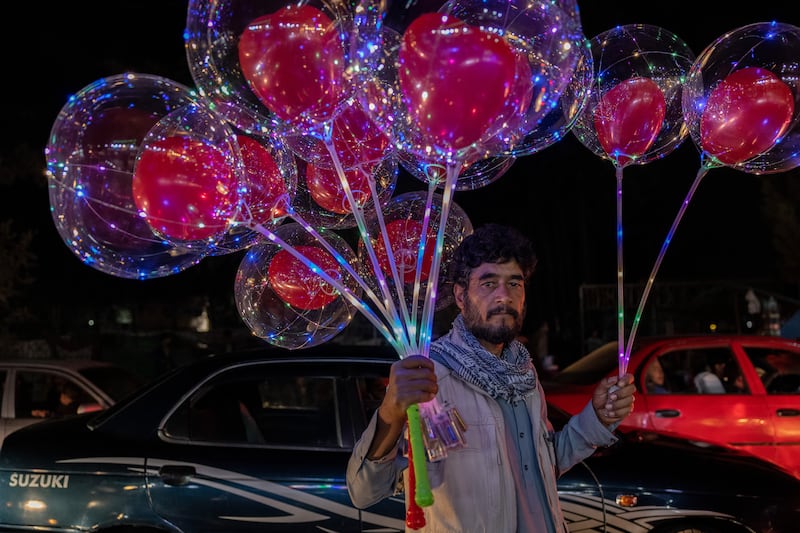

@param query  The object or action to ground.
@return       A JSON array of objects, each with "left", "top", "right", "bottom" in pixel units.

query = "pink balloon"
[
  {"left": 133, "top": 136, "right": 236, "bottom": 241},
  {"left": 594, "top": 77, "right": 666, "bottom": 166},
  {"left": 238, "top": 6, "right": 346, "bottom": 124},
  {"left": 306, "top": 163, "right": 372, "bottom": 215},
  {"left": 700, "top": 66, "right": 795, "bottom": 165},
  {"left": 268, "top": 246, "right": 340, "bottom": 310},
  {"left": 399, "top": 13, "right": 520, "bottom": 150}
]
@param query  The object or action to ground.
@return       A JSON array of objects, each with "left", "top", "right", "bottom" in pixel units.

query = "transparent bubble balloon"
[
  {"left": 291, "top": 154, "right": 398, "bottom": 230},
  {"left": 352, "top": 0, "right": 585, "bottom": 165},
  {"left": 682, "top": 21, "right": 800, "bottom": 174},
  {"left": 205, "top": 130, "right": 299, "bottom": 256},
  {"left": 186, "top": 0, "right": 360, "bottom": 138},
  {"left": 357, "top": 191, "right": 472, "bottom": 313},
  {"left": 501, "top": 34, "right": 593, "bottom": 158},
  {"left": 133, "top": 102, "right": 242, "bottom": 248},
  {"left": 234, "top": 222, "right": 360, "bottom": 349},
  {"left": 400, "top": 150, "right": 516, "bottom": 192},
  {"left": 45, "top": 73, "right": 209, "bottom": 279},
  {"left": 572, "top": 24, "right": 696, "bottom": 168},
  {"left": 284, "top": 98, "right": 395, "bottom": 172}
]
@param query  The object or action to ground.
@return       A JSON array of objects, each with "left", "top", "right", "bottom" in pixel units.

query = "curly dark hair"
[{"left": 448, "top": 224, "right": 537, "bottom": 287}]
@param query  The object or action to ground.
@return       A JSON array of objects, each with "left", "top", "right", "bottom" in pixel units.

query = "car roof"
[
  {"left": 551, "top": 334, "right": 800, "bottom": 385},
  {"left": 0, "top": 358, "right": 122, "bottom": 371},
  {"left": 86, "top": 344, "right": 402, "bottom": 432}
]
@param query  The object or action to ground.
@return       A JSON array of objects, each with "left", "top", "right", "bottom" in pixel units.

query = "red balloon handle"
[{"left": 405, "top": 428, "right": 426, "bottom": 530}]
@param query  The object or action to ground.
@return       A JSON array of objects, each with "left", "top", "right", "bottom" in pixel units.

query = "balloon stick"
[
  {"left": 615, "top": 165, "right": 626, "bottom": 378},
  {"left": 623, "top": 160, "right": 713, "bottom": 367}
]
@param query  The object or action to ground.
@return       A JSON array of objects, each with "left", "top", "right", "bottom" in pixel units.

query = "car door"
[
  {"left": 739, "top": 345, "right": 800, "bottom": 478},
  {"left": 640, "top": 345, "right": 774, "bottom": 465},
  {"left": 147, "top": 360, "right": 405, "bottom": 532},
  {"left": 0, "top": 369, "right": 8, "bottom": 442}
]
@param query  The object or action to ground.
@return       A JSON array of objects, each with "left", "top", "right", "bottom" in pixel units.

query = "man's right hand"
[{"left": 367, "top": 355, "right": 438, "bottom": 460}]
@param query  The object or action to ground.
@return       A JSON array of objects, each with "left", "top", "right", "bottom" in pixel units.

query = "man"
[{"left": 347, "top": 224, "right": 635, "bottom": 532}]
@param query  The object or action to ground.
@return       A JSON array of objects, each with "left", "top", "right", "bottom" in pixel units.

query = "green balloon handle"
[{"left": 406, "top": 403, "right": 433, "bottom": 507}]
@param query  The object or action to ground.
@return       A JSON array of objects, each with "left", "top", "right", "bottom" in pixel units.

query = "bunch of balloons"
[
  {"left": 571, "top": 21, "right": 800, "bottom": 375},
  {"left": 46, "top": 0, "right": 588, "bottom": 514},
  {"left": 43, "top": 0, "right": 800, "bottom": 520}
]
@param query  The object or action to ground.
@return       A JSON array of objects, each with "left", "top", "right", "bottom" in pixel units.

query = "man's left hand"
[{"left": 592, "top": 374, "right": 635, "bottom": 428}]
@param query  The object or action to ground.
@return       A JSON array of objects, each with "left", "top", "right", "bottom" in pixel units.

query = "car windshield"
[
  {"left": 551, "top": 341, "right": 619, "bottom": 385},
  {"left": 78, "top": 366, "right": 144, "bottom": 402}
]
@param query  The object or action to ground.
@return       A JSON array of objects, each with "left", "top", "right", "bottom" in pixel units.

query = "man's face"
[{"left": 455, "top": 260, "right": 526, "bottom": 346}]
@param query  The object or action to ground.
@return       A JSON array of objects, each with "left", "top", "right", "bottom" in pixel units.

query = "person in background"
[
  {"left": 722, "top": 362, "right": 747, "bottom": 393},
  {"left": 694, "top": 353, "right": 727, "bottom": 394},
  {"left": 32, "top": 382, "right": 82, "bottom": 418},
  {"left": 346, "top": 224, "right": 636, "bottom": 532},
  {"left": 584, "top": 328, "right": 605, "bottom": 354},
  {"left": 645, "top": 358, "right": 669, "bottom": 393}
]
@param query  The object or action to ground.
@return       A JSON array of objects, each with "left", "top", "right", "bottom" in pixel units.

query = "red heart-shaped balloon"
[
  {"left": 268, "top": 246, "right": 340, "bottom": 310},
  {"left": 238, "top": 6, "right": 346, "bottom": 124},
  {"left": 133, "top": 135, "right": 235, "bottom": 241},
  {"left": 399, "top": 13, "right": 518, "bottom": 151},
  {"left": 594, "top": 77, "right": 666, "bottom": 166},
  {"left": 237, "top": 134, "right": 289, "bottom": 222},
  {"left": 700, "top": 67, "right": 794, "bottom": 166},
  {"left": 306, "top": 163, "right": 372, "bottom": 215},
  {"left": 374, "top": 219, "right": 435, "bottom": 284}
]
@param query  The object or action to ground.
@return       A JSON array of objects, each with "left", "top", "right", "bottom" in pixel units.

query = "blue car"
[{"left": 0, "top": 346, "right": 798, "bottom": 532}]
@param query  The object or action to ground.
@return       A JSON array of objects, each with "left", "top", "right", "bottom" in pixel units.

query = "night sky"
[{"left": 4, "top": 1, "right": 799, "bottom": 348}]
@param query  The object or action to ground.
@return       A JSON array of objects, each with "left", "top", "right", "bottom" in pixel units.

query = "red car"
[{"left": 543, "top": 334, "right": 800, "bottom": 479}]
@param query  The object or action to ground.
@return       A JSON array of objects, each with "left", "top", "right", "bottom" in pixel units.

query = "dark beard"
[{"left": 462, "top": 295, "right": 525, "bottom": 345}]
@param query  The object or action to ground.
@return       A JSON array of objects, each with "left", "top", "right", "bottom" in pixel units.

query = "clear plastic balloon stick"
[
  {"left": 322, "top": 133, "right": 412, "bottom": 352},
  {"left": 409, "top": 183, "right": 438, "bottom": 346},
  {"left": 418, "top": 162, "right": 460, "bottom": 355},
  {"left": 615, "top": 166, "right": 626, "bottom": 378},
  {"left": 623, "top": 161, "right": 713, "bottom": 369},
  {"left": 323, "top": 131, "right": 433, "bottom": 505}
]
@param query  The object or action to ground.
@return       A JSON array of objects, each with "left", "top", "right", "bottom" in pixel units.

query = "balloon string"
[
  {"left": 321, "top": 134, "right": 413, "bottom": 352},
  {"left": 615, "top": 165, "right": 626, "bottom": 378},
  {"left": 622, "top": 161, "right": 712, "bottom": 369},
  {"left": 248, "top": 221, "right": 402, "bottom": 352}
]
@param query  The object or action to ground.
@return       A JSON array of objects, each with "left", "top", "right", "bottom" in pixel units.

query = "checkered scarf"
[{"left": 430, "top": 315, "right": 537, "bottom": 402}]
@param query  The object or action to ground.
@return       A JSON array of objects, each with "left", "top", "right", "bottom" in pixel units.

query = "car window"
[
  {"left": 14, "top": 371, "right": 95, "bottom": 419},
  {"left": 356, "top": 376, "right": 388, "bottom": 425},
  {"left": 164, "top": 370, "right": 341, "bottom": 447},
  {"left": 0, "top": 370, "right": 5, "bottom": 410},
  {"left": 552, "top": 341, "right": 618, "bottom": 384},
  {"left": 742, "top": 347, "right": 800, "bottom": 394},
  {"left": 647, "top": 347, "right": 741, "bottom": 395}
]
